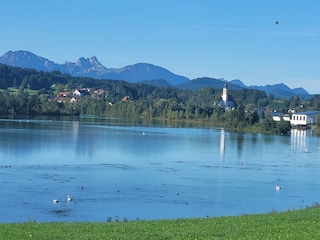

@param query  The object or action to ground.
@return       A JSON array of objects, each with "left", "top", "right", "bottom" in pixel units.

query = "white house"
[
  {"left": 290, "top": 111, "right": 320, "bottom": 127},
  {"left": 283, "top": 114, "right": 291, "bottom": 122},
  {"left": 272, "top": 112, "right": 281, "bottom": 121},
  {"left": 73, "top": 89, "right": 90, "bottom": 98},
  {"left": 272, "top": 112, "right": 291, "bottom": 122}
]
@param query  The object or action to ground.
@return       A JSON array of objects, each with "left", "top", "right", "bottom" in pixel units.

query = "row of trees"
[
  {"left": 0, "top": 89, "right": 79, "bottom": 116},
  {"left": 0, "top": 86, "right": 292, "bottom": 134},
  {"left": 0, "top": 63, "right": 318, "bottom": 134}
]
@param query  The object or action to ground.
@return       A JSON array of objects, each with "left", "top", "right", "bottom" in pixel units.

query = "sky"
[{"left": 0, "top": 1, "right": 320, "bottom": 94}]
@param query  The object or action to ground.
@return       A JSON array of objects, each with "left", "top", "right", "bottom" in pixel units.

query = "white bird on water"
[
  {"left": 52, "top": 197, "right": 58, "bottom": 203},
  {"left": 275, "top": 185, "right": 281, "bottom": 191},
  {"left": 67, "top": 195, "right": 72, "bottom": 202}
]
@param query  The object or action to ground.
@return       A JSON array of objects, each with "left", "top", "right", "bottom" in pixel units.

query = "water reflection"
[
  {"left": 1, "top": 117, "right": 320, "bottom": 222},
  {"left": 291, "top": 129, "right": 307, "bottom": 151},
  {"left": 237, "top": 134, "right": 244, "bottom": 159},
  {"left": 219, "top": 129, "right": 245, "bottom": 160},
  {"left": 220, "top": 128, "right": 225, "bottom": 159},
  {"left": 72, "top": 121, "right": 79, "bottom": 143},
  {"left": 291, "top": 128, "right": 320, "bottom": 153}
]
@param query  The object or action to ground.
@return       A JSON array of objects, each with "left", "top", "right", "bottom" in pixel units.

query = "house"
[
  {"left": 73, "top": 89, "right": 90, "bottom": 98},
  {"left": 122, "top": 96, "right": 129, "bottom": 102},
  {"left": 54, "top": 91, "right": 72, "bottom": 103},
  {"left": 283, "top": 114, "right": 291, "bottom": 121},
  {"left": 272, "top": 112, "right": 290, "bottom": 122},
  {"left": 290, "top": 111, "right": 320, "bottom": 127},
  {"left": 56, "top": 92, "right": 72, "bottom": 98},
  {"left": 272, "top": 112, "right": 281, "bottom": 121},
  {"left": 70, "top": 97, "right": 78, "bottom": 103}
]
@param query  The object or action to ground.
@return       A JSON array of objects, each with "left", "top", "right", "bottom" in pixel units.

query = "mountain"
[
  {"left": 250, "top": 83, "right": 311, "bottom": 100},
  {"left": 104, "top": 63, "right": 189, "bottom": 85},
  {"left": 0, "top": 50, "right": 312, "bottom": 99},
  {"left": 0, "top": 50, "right": 57, "bottom": 71},
  {"left": 229, "top": 79, "right": 247, "bottom": 88},
  {"left": 177, "top": 77, "right": 243, "bottom": 91},
  {"left": 138, "top": 79, "right": 173, "bottom": 88},
  {"left": 0, "top": 50, "right": 189, "bottom": 85}
]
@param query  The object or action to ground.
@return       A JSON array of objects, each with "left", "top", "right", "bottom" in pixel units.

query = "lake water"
[{"left": 0, "top": 115, "right": 320, "bottom": 223}]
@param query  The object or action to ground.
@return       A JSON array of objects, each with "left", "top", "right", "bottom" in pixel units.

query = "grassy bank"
[{"left": 1, "top": 207, "right": 320, "bottom": 239}]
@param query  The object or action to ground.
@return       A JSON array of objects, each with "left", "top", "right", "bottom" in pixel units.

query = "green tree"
[
  {"left": 276, "top": 119, "right": 291, "bottom": 134},
  {"left": 316, "top": 116, "right": 320, "bottom": 128},
  {"left": 236, "top": 103, "right": 246, "bottom": 123},
  {"left": 262, "top": 117, "right": 277, "bottom": 133},
  {"left": 289, "top": 96, "right": 300, "bottom": 109}
]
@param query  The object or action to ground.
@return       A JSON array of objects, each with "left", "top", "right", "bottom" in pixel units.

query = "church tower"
[{"left": 222, "top": 83, "right": 228, "bottom": 105}]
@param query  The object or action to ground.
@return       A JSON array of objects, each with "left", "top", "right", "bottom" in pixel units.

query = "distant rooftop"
[{"left": 294, "top": 111, "right": 320, "bottom": 115}]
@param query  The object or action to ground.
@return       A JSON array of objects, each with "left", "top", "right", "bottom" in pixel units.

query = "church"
[{"left": 219, "top": 83, "right": 236, "bottom": 109}]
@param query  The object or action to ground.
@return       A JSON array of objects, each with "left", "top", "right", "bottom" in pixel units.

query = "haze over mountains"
[{"left": 0, "top": 50, "right": 311, "bottom": 99}]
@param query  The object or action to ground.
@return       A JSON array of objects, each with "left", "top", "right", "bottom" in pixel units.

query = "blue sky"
[{"left": 1, "top": 1, "right": 319, "bottom": 94}]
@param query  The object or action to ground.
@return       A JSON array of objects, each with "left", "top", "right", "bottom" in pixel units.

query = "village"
[{"left": 52, "top": 83, "right": 320, "bottom": 130}]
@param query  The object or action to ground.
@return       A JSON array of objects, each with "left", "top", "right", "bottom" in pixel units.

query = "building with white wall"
[
  {"left": 219, "top": 83, "right": 236, "bottom": 109},
  {"left": 290, "top": 111, "right": 320, "bottom": 127}
]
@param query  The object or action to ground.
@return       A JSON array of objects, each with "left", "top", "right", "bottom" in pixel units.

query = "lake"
[{"left": 0, "top": 115, "right": 319, "bottom": 223}]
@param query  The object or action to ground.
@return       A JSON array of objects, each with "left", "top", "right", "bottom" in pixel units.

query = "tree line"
[{"left": 1, "top": 63, "right": 319, "bottom": 134}]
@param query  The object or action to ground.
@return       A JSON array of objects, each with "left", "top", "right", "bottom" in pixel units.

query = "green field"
[
  {"left": 1, "top": 207, "right": 320, "bottom": 240},
  {"left": 3, "top": 87, "right": 38, "bottom": 95}
]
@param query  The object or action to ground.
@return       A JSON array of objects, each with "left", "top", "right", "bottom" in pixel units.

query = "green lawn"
[
  {"left": 0, "top": 87, "right": 38, "bottom": 95},
  {"left": 4, "top": 87, "right": 38, "bottom": 95},
  {"left": 1, "top": 207, "right": 320, "bottom": 240}
]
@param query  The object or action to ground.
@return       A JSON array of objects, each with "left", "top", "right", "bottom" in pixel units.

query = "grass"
[
  {"left": 1, "top": 207, "right": 320, "bottom": 239},
  {"left": 0, "top": 87, "right": 38, "bottom": 95},
  {"left": 2, "top": 87, "right": 38, "bottom": 95}
]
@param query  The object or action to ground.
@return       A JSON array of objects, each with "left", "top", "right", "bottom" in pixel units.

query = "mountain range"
[{"left": 0, "top": 50, "right": 311, "bottom": 99}]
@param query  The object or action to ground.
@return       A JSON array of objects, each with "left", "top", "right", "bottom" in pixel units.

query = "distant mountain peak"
[
  {"left": 89, "top": 56, "right": 101, "bottom": 65},
  {"left": 0, "top": 50, "right": 55, "bottom": 71},
  {"left": 229, "top": 79, "right": 246, "bottom": 88},
  {"left": 0, "top": 50, "right": 189, "bottom": 85},
  {"left": 76, "top": 57, "right": 90, "bottom": 68}
]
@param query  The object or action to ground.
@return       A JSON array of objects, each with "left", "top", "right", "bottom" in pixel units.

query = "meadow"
[
  {"left": 6, "top": 87, "right": 38, "bottom": 95},
  {"left": 1, "top": 206, "right": 320, "bottom": 240}
]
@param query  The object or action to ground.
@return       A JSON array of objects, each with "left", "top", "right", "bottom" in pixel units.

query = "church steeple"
[{"left": 222, "top": 83, "right": 228, "bottom": 105}]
